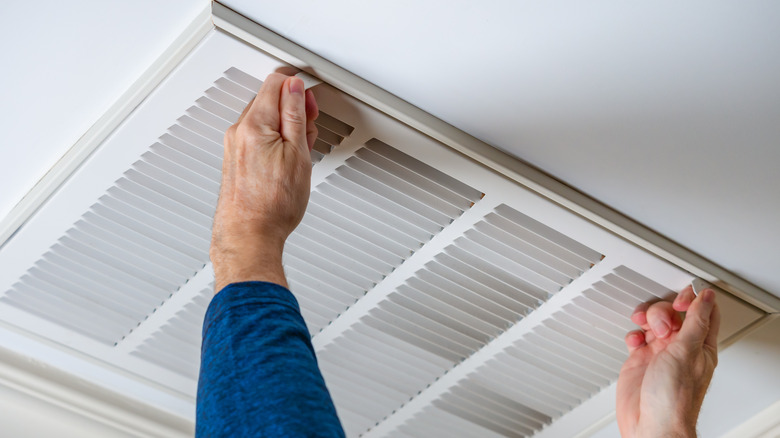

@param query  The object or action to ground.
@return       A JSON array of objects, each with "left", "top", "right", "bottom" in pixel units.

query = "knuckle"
[
  {"left": 695, "top": 317, "right": 710, "bottom": 332},
  {"left": 235, "top": 122, "right": 263, "bottom": 144},
  {"left": 224, "top": 124, "right": 238, "bottom": 144},
  {"left": 709, "top": 352, "right": 719, "bottom": 368},
  {"left": 282, "top": 108, "right": 306, "bottom": 125}
]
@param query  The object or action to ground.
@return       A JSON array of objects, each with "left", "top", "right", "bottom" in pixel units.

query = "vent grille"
[
  {"left": 312, "top": 111, "right": 355, "bottom": 162},
  {"left": 317, "top": 204, "right": 603, "bottom": 436},
  {"left": 288, "top": 139, "right": 484, "bottom": 334},
  {"left": 1, "top": 68, "right": 354, "bottom": 344},
  {"left": 131, "top": 285, "right": 213, "bottom": 379},
  {"left": 392, "top": 266, "right": 671, "bottom": 437}
]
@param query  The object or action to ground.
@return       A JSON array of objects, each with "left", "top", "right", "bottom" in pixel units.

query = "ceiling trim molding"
[
  {"left": 721, "top": 399, "right": 780, "bottom": 438},
  {"left": 0, "top": 4, "right": 214, "bottom": 253},
  {"left": 211, "top": 2, "right": 779, "bottom": 313},
  {"left": 0, "top": 344, "right": 192, "bottom": 437}
]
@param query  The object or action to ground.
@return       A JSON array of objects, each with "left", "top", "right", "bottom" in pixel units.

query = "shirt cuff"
[{"left": 203, "top": 281, "right": 302, "bottom": 337}]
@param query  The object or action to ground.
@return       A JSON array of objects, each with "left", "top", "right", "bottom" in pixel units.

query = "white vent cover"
[
  {"left": 0, "top": 29, "right": 764, "bottom": 437},
  {"left": 1, "top": 66, "right": 350, "bottom": 346}
]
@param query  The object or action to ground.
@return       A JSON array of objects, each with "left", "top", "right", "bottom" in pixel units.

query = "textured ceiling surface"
[{"left": 222, "top": 0, "right": 780, "bottom": 298}]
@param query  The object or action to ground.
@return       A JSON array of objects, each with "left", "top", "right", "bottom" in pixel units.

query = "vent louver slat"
[
  {"left": 319, "top": 204, "right": 602, "bottom": 436},
  {"left": 316, "top": 112, "right": 355, "bottom": 137},
  {"left": 391, "top": 266, "right": 671, "bottom": 437},
  {"left": 131, "top": 286, "right": 213, "bottom": 379},
  {"left": 288, "top": 140, "right": 483, "bottom": 335},
  {"left": 1, "top": 68, "right": 356, "bottom": 345}
]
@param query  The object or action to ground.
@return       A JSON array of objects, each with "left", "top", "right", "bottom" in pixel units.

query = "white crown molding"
[
  {"left": 721, "top": 399, "right": 780, "bottom": 438},
  {"left": 0, "top": 344, "right": 192, "bottom": 437}
]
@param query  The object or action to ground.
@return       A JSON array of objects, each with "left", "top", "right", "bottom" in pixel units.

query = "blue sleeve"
[{"left": 197, "top": 281, "right": 345, "bottom": 437}]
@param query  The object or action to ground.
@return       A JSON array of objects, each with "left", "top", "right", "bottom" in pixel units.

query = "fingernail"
[
  {"left": 289, "top": 77, "right": 304, "bottom": 95},
  {"left": 702, "top": 289, "right": 715, "bottom": 303},
  {"left": 651, "top": 321, "right": 670, "bottom": 338}
]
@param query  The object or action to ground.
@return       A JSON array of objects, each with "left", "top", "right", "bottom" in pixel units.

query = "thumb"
[
  {"left": 677, "top": 288, "right": 717, "bottom": 350},
  {"left": 279, "top": 76, "right": 307, "bottom": 151}
]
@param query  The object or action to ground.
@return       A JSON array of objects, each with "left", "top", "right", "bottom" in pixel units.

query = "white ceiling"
[
  {"left": 0, "top": 0, "right": 208, "bottom": 225},
  {"left": 221, "top": 0, "right": 780, "bottom": 298}
]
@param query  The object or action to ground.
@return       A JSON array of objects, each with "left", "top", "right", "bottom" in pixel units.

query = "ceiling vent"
[{"left": 0, "top": 5, "right": 773, "bottom": 437}]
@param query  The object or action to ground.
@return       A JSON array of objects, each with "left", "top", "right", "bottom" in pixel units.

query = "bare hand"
[
  {"left": 616, "top": 286, "right": 720, "bottom": 438},
  {"left": 210, "top": 73, "right": 319, "bottom": 293}
]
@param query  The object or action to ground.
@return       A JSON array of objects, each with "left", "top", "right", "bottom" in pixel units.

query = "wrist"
[
  {"left": 210, "top": 237, "right": 288, "bottom": 293},
  {"left": 639, "top": 422, "right": 696, "bottom": 438}
]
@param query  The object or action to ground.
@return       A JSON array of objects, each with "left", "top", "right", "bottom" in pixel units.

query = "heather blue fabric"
[{"left": 197, "top": 281, "right": 345, "bottom": 437}]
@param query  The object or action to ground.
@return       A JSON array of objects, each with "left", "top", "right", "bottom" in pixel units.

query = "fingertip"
[
  {"left": 631, "top": 310, "right": 647, "bottom": 327},
  {"left": 625, "top": 330, "right": 646, "bottom": 352},
  {"left": 674, "top": 285, "right": 695, "bottom": 311},
  {"left": 288, "top": 76, "right": 304, "bottom": 96},
  {"left": 646, "top": 301, "right": 676, "bottom": 339}
]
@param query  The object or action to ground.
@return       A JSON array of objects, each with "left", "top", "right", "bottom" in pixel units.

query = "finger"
[
  {"left": 224, "top": 95, "right": 256, "bottom": 164},
  {"left": 305, "top": 89, "right": 319, "bottom": 121},
  {"left": 625, "top": 330, "right": 646, "bottom": 353},
  {"left": 306, "top": 122, "right": 318, "bottom": 152},
  {"left": 678, "top": 288, "right": 717, "bottom": 349},
  {"left": 305, "top": 90, "right": 319, "bottom": 151},
  {"left": 702, "top": 289, "right": 720, "bottom": 351},
  {"left": 645, "top": 301, "right": 679, "bottom": 339},
  {"left": 274, "top": 66, "right": 300, "bottom": 76},
  {"left": 234, "top": 96, "right": 256, "bottom": 127},
  {"left": 673, "top": 285, "right": 696, "bottom": 312},
  {"left": 279, "top": 76, "right": 308, "bottom": 150},
  {"left": 631, "top": 302, "right": 650, "bottom": 328},
  {"left": 246, "top": 73, "right": 288, "bottom": 132}
]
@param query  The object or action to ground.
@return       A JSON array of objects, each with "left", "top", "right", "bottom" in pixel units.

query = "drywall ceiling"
[{"left": 221, "top": 0, "right": 780, "bottom": 298}]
